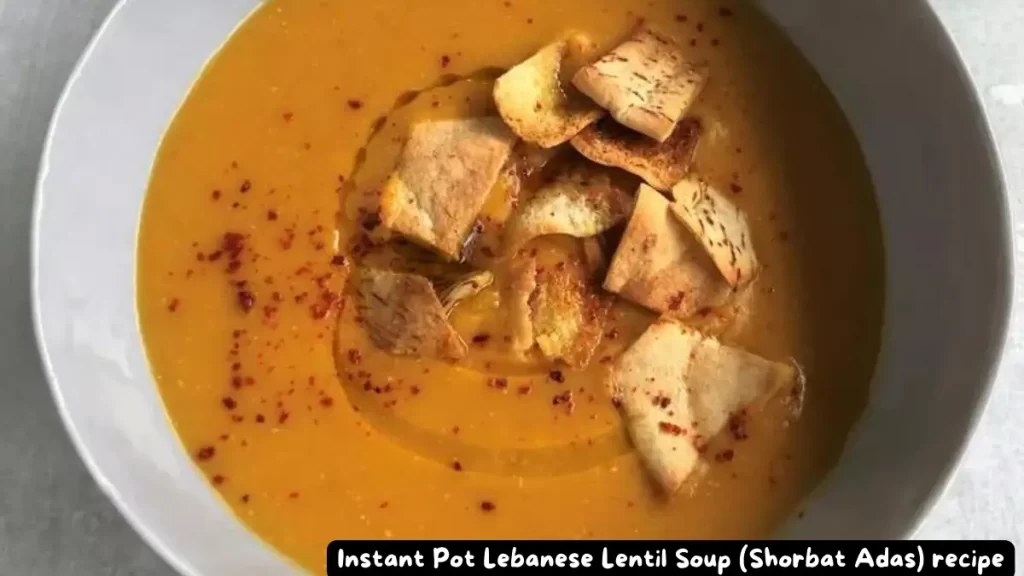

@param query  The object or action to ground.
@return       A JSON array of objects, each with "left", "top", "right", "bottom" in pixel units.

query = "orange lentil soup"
[{"left": 138, "top": 0, "right": 884, "bottom": 572}]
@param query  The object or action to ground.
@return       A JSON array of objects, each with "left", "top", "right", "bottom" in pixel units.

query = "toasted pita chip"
[
  {"left": 505, "top": 165, "right": 633, "bottom": 253},
  {"left": 604, "top": 184, "right": 733, "bottom": 319},
  {"left": 572, "top": 26, "right": 708, "bottom": 142},
  {"left": 571, "top": 116, "right": 702, "bottom": 191},
  {"left": 610, "top": 318, "right": 799, "bottom": 494},
  {"left": 495, "top": 32, "right": 605, "bottom": 148},
  {"left": 380, "top": 118, "right": 517, "bottom": 260},
  {"left": 532, "top": 256, "right": 611, "bottom": 369},
  {"left": 670, "top": 177, "right": 759, "bottom": 288},
  {"left": 355, "top": 268, "right": 468, "bottom": 360},
  {"left": 504, "top": 255, "right": 538, "bottom": 357}
]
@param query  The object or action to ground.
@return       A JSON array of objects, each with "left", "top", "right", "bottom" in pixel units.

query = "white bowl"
[{"left": 32, "top": 0, "right": 1013, "bottom": 574}]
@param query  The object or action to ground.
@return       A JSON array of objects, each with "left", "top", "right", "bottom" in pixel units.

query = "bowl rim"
[
  {"left": 29, "top": 0, "right": 1014, "bottom": 573},
  {"left": 881, "top": 0, "right": 1015, "bottom": 539}
]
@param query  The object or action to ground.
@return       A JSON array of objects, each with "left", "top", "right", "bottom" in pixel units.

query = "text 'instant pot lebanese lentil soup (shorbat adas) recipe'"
[{"left": 137, "top": 0, "right": 884, "bottom": 572}]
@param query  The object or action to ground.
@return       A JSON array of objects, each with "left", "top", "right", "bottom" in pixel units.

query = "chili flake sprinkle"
[{"left": 658, "top": 421, "right": 685, "bottom": 436}]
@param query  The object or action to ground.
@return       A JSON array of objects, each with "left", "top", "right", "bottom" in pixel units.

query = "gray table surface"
[{"left": 2, "top": 1, "right": 1022, "bottom": 574}]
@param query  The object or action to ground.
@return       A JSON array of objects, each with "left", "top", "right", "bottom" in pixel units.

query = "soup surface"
[{"left": 138, "top": 0, "right": 884, "bottom": 572}]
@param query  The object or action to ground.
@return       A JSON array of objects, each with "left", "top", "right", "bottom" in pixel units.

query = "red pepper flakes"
[
  {"left": 452, "top": 460, "right": 463, "bottom": 472},
  {"left": 282, "top": 112, "right": 294, "bottom": 123},
  {"left": 241, "top": 494, "right": 251, "bottom": 504},
  {"left": 605, "top": 327, "right": 619, "bottom": 340},
  {"left": 212, "top": 474, "right": 226, "bottom": 486},
  {"left": 279, "top": 229, "right": 296, "bottom": 250},
  {"left": 715, "top": 449, "right": 735, "bottom": 463},
  {"left": 611, "top": 397, "right": 623, "bottom": 408},
  {"left": 320, "top": 397, "right": 334, "bottom": 408},
  {"left": 347, "top": 348, "right": 363, "bottom": 365},
  {"left": 451, "top": 425, "right": 461, "bottom": 435},
  {"left": 472, "top": 333, "right": 491, "bottom": 345},
  {"left": 711, "top": 38, "right": 720, "bottom": 47},
  {"left": 728, "top": 410, "right": 750, "bottom": 440},
  {"left": 601, "top": 355, "right": 614, "bottom": 365},
  {"left": 222, "top": 397, "right": 237, "bottom": 411},
  {"left": 379, "top": 501, "right": 389, "bottom": 509},
  {"left": 552, "top": 390, "right": 574, "bottom": 413},
  {"left": 488, "top": 377, "right": 508, "bottom": 390},
  {"left": 658, "top": 421, "right": 685, "bottom": 436},
  {"left": 226, "top": 260, "right": 242, "bottom": 274},
  {"left": 289, "top": 492, "right": 300, "bottom": 499},
  {"left": 696, "top": 22, "right": 705, "bottom": 32},
  {"left": 440, "top": 55, "right": 451, "bottom": 68},
  {"left": 230, "top": 414, "right": 244, "bottom": 423},
  {"left": 652, "top": 395, "right": 671, "bottom": 409},
  {"left": 237, "top": 290, "right": 256, "bottom": 312},
  {"left": 211, "top": 190, "right": 222, "bottom": 201},
  {"left": 719, "top": 6, "right": 734, "bottom": 17},
  {"left": 196, "top": 446, "right": 216, "bottom": 461},
  {"left": 517, "top": 385, "right": 532, "bottom": 396},
  {"left": 167, "top": 298, "right": 180, "bottom": 312},
  {"left": 255, "top": 414, "right": 265, "bottom": 424},
  {"left": 527, "top": 18, "right": 534, "bottom": 24},
  {"left": 347, "top": 99, "right": 364, "bottom": 110},
  {"left": 675, "top": 14, "right": 688, "bottom": 22},
  {"left": 548, "top": 370, "right": 565, "bottom": 384},
  {"left": 689, "top": 38, "right": 698, "bottom": 47},
  {"left": 240, "top": 180, "right": 252, "bottom": 193},
  {"left": 480, "top": 501, "right": 496, "bottom": 512},
  {"left": 267, "top": 210, "right": 279, "bottom": 221},
  {"left": 410, "top": 385, "right": 422, "bottom": 396},
  {"left": 207, "top": 250, "right": 224, "bottom": 262},
  {"left": 729, "top": 183, "right": 743, "bottom": 194},
  {"left": 331, "top": 254, "right": 348, "bottom": 267}
]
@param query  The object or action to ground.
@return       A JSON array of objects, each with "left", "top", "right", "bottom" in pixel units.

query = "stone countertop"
[{"left": 0, "top": 1, "right": 1020, "bottom": 574}]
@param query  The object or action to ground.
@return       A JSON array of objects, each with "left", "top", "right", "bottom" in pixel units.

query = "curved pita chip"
[
  {"left": 572, "top": 25, "right": 708, "bottom": 143},
  {"left": 670, "top": 177, "right": 759, "bottom": 288},
  {"left": 531, "top": 256, "right": 611, "bottom": 369},
  {"left": 380, "top": 118, "right": 516, "bottom": 260},
  {"left": 355, "top": 268, "right": 468, "bottom": 361},
  {"left": 603, "top": 184, "right": 733, "bottom": 318},
  {"left": 505, "top": 165, "right": 633, "bottom": 253},
  {"left": 610, "top": 318, "right": 799, "bottom": 494},
  {"left": 571, "top": 116, "right": 702, "bottom": 191},
  {"left": 494, "top": 32, "right": 605, "bottom": 148},
  {"left": 504, "top": 255, "right": 539, "bottom": 357}
]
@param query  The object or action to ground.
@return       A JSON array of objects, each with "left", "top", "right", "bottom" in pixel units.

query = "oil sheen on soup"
[{"left": 137, "top": 0, "right": 884, "bottom": 572}]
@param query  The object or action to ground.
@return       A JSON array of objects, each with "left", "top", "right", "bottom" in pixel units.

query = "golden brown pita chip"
[
  {"left": 603, "top": 184, "right": 733, "bottom": 318},
  {"left": 494, "top": 32, "right": 605, "bottom": 148},
  {"left": 610, "top": 318, "right": 799, "bottom": 494},
  {"left": 571, "top": 116, "right": 702, "bottom": 191},
  {"left": 572, "top": 26, "right": 708, "bottom": 142},
  {"left": 504, "top": 255, "right": 539, "bottom": 357},
  {"left": 505, "top": 165, "right": 633, "bottom": 253},
  {"left": 355, "top": 268, "right": 468, "bottom": 360},
  {"left": 380, "top": 118, "right": 516, "bottom": 260},
  {"left": 670, "top": 177, "right": 759, "bottom": 288},
  {"left": 531, "top": 256, "right": 611, "bottom": 369}
]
